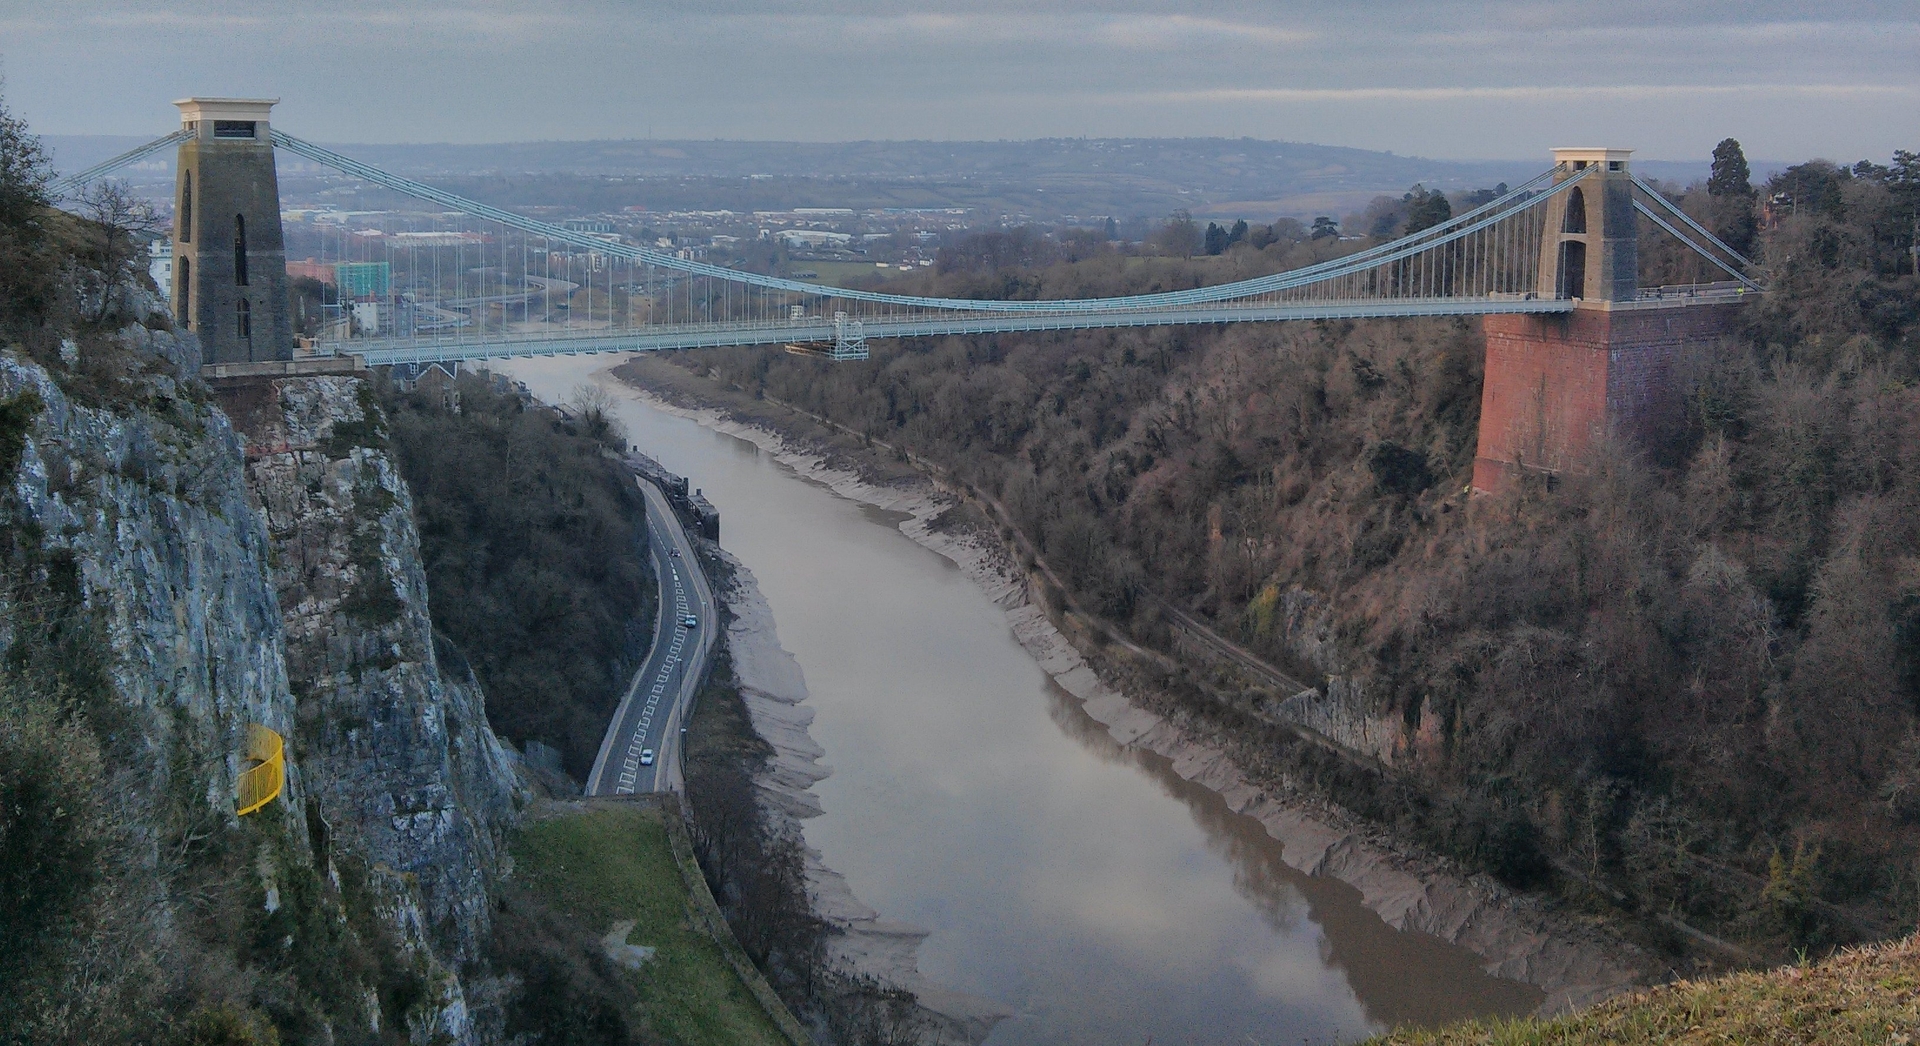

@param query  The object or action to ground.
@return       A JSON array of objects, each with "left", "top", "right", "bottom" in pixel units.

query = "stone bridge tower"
[
  {"left": 171, "top": 98, "right": 294, "bottom": 364},
  {"left": 1471, "top": 148, "right": 1744, "bottom": 493},
  {"left": 1535, "top": 148, "right": 1638, "bottom": 302}
]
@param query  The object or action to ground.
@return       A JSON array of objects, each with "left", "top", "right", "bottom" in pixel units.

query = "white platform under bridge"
[{"left": 783, "top": 311, "right": 869, "bottom": 361}]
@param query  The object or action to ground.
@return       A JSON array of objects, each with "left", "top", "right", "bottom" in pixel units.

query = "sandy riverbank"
[{"left": 605, "top": 360, "right": 1655, "bottom": 1017}]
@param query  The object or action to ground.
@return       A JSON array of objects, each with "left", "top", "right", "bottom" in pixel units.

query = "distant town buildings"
[
  {"left": 777, "top": 229, "right": 855, "bottom": 248},
  {"left": 148, "top": 239, "right": 172, "bottom": 301},
  {"left": 283, "top": 259, "right": 391, "bottom": 298},
  {"left": 268, "top": 185, "right": 982, "bottom": 329},
  {"left": 351, "top": 301, "right": 384, "bottom": 335},
  {"left": 336, "top": 261, "right": 391, "bottom": 299},
  {"left": 285, "top": 258, "right": 333, "bottom": 284}
]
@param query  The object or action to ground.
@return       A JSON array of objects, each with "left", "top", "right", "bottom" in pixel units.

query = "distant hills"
[{"left": 44, "top": 134, "right": 1731, "bottom": 222}]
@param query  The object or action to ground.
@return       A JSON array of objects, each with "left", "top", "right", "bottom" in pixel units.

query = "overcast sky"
[{"left": 2, "top": 0, "right": 1915, "bottom": 160}]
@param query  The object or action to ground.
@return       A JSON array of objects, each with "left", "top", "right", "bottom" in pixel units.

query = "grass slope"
[
  {"left": 510, "top": 804, "right": 788, "bottom": 1046},
  {"left": 1373, "top": 936, "right": 1920, "bottom": 1045}
]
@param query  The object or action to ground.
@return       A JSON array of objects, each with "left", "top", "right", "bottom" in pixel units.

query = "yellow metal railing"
[{"left": 236, "top": 724, "right": 285, "bottom": 816}]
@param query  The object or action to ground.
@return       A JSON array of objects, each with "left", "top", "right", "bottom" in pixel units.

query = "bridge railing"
[{"left": 1632, "top": 281, "right": 1756, "bottom": 302}]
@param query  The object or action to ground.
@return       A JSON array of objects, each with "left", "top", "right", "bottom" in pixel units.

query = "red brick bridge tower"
[{"left": 1471, "top": 148, "right": 1746, "bottom": 492}]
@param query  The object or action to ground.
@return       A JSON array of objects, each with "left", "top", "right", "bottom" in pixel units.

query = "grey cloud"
[{"left": 0, "top": 0, "right": 1913, "bottom": 160}]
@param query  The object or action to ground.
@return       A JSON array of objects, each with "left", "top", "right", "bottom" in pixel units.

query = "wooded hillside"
[
  {"left": 664, "top": 150, "right": 1920, "bottom": 962},
  {"left": 381, "top": 375, "right": 654, "bottom": 780}
]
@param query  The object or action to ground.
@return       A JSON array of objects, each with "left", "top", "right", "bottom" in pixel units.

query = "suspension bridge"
[{"left": 54, "top": 100, "right": 1758, "bottom": 372}]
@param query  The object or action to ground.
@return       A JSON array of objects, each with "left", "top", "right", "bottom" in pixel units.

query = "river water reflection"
[{"left": 506, "top": 358, "right": 1540, "bottom": 1045}]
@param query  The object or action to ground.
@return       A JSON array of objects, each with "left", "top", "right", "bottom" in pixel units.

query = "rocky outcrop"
[
  {"left": 1261, "top": 680, "right": 1409, "bottom": 765},
  {"left": 3, "top": 340, "right": 295, "bottom": 848},
  {"left": 1250, "top": 586, "right": 1417, "bottom": 765},
  {"left": 3, "top": 330, "right": 522, "bottom": 1043},
  {"left": 222, "top": 373, "right": 525, "bottom": 1036}
]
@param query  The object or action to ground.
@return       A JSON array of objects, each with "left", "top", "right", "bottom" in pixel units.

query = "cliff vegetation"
[
  {"left": 379, "top": 373, "right": 655, "bottom": 780},
  {"left": 1371, "top": 932, "right": 1920, "bottom": 1045}
]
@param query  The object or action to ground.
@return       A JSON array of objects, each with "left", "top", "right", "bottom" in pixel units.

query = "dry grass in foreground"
[{"left": 1371, "top": 935, "right": 1920, "bottom": 1045}]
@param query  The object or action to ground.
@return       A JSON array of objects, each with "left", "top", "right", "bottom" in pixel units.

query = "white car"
[
  {"left": 682, "top": 615, "right": 698, "bottom": 629},
  {"left": 639, "top": 749, "right": 655, "bottom": 766}
]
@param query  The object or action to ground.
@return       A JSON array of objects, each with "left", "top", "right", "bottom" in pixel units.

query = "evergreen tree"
[
  {"left": 1708, "top": 138, "right": 1759, "bottom": 258},
  {"left": 1769, "top": 162, "right": 1852, "bottom": 219},
  {"left": 1310, "top": 216, "right": 1339, "bottom": 240},
  {"left": 0, "top": 92, "right": 49, "bottom": 230},
  {"left": 1709, "top": 138, "right": 1754, "bottom": 198},
  {"left": 1403, "top": 185, "right": 1453, "bottom": 234},
  {"left": 1203, "top": 222, "right": 1229, "bottom": 256},
  {"left": 0, "top": 86, "right": 56, "bottom": 333}
]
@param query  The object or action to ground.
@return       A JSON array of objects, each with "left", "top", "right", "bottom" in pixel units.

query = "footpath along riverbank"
[{"left": 604, "top": 354, "right": 1655, "bottom": 1017}]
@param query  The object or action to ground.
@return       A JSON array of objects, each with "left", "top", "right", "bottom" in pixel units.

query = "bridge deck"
[{"left": 339, "top": 296, "right": 1579, "bottom": 365}]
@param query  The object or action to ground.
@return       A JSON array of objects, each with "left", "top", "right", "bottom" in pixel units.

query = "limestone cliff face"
[
  {"left": 3, "top": 336, "right": 297, "bottom": 847},
  {"left": 3, "top": 333, "right": 522, "bottom": 1044},
  {"left": 225, "top": 373, "right": 523, "bottom": 973}
]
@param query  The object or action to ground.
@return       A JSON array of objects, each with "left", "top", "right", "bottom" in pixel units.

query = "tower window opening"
[
  {"left": 1573, "top": 160, "right": 1589, "bottom": 170},
  {"left": 1608, "top": 160, "right": 1624, "bottom": 171},
  {"left": 178, "top": 257, "right": 190, "bottom": 326},
  {"left": 180, "top": 171, "right": 192, "bottom": 243},
  {"left": 213, "top": 120, "right": 257, "bottom": 139},
  {"left": 238, "top": 299, "right": 252, "bottom": 342},
  {"left": 232, "top": 213, "right": 247, "bottom": 285},
  {"left": 1563, "top": 187, "right": 1588, "bottom": 234}
]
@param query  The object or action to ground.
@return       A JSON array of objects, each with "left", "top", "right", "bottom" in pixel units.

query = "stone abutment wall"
[{"left": 1473, "top": 300, "right": 1745, "bottom": 493}]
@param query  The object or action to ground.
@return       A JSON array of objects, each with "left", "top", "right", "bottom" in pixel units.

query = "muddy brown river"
[{"left": 508, "top": 357, "right": 1541, "bottom": 1045}]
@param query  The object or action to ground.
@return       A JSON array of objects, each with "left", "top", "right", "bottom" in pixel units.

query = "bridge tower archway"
[
  {"left": 1562, "top": 187, "right": 1587, "bottom": 234},
  {"left": 1534, "top": 149, "right": 1634, "bottom": 302}
]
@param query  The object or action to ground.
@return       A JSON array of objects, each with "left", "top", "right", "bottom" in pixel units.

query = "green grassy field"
[
  {"left": 789, "top": 260, "right": 911, "bottom": 288},
  {"left": 510, "top": 804, "right": 789, "bottom": 1046},
  {"left": 1370, "top": 935, "right": 1920, "bottom": 1046}
]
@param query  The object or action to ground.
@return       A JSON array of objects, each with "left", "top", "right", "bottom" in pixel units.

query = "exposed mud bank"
[{"left": 609, "top": 364, "right": 1655, "bottom": 1017}]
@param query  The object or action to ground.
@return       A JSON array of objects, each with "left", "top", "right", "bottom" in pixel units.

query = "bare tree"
[
  {"left": 568, "top": 382, "right": 628, "bottom": 448},
  {"left": 1150, "top": 210, "right": 1201, "bottom": 258},
  {"left": 75, "top": 179, "right": 161, "bottom": 324},
  {"left": 820, "top": 972, "right": 931, "bottom": 1046}
]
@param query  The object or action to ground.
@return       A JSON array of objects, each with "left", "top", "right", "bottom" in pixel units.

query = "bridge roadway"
[
  {"left": 333, "top": 296, "right": 1577, "bottom": 366},
  {"left": 585, "top": 472, "right": 716, "bottom": 796}
]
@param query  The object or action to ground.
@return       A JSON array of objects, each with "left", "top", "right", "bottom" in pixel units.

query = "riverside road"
[{"left": 585, "top": 469, "right": 716, "bottom": 796}]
